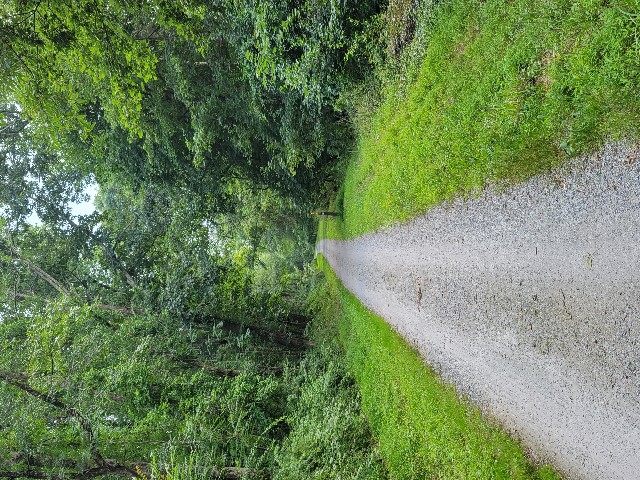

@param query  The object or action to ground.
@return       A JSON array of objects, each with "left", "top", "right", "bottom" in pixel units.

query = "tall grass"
[{"left": 273, "top": 276, "right": 388, "bottom": 480}]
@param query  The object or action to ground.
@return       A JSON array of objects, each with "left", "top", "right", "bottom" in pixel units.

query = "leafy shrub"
[{"left": 274, "top": 346, "right": 387, "bottom": 480}]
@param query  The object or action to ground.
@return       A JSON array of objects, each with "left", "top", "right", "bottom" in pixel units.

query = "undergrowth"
[
  {"left": 273, "top": 275, "right": 388, "bottom": 480},
  {"left": 274, "top": 346, "right": 387, "bottom": 480}
]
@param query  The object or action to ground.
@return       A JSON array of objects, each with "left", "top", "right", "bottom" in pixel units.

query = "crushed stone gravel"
[{"left": 317, "top": 142, "right": 640, "bottom": 480}]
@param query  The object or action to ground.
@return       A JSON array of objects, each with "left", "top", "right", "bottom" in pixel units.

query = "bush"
[{"left": 275, "top": 346, "right": 387, "bottom": 480}]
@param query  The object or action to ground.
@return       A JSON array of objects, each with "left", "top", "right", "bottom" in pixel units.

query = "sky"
[
  {"left": 70, "top": 182, "right": 99, "bottom": 216},
  {"left": 27, "top": 182, "right": 98, "bottom": 225}
]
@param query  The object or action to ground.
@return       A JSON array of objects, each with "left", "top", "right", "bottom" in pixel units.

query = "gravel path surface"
[{"left": 317, "top": 143, "right": 640, "bottom": 480}]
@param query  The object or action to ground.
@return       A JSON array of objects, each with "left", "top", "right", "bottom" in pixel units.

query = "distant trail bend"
[{"left": 317, "top": 143, "right": 640, "bottom": 480}]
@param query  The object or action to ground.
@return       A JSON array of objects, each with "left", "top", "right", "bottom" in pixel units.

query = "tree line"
[{"left": 0, "top": 0, "right": 386, "bottom": 478}]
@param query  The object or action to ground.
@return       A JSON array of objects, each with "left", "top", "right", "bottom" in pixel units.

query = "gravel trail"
[{"left": 317, "top": 143, "right": 640, "bottom": 480}]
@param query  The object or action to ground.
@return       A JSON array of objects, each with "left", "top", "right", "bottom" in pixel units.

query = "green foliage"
[
  {"left": 274, "top": 347, "right": 387, "bottom": 480},
  {"left": 227, "top": 0, "right": 385, "bottom": 179},
  {"left": 0, "top": 0, "right": 386, "bottom": 210},
  {"left": 0, "top": 167, "right": 386, "bottom": 479},
  {"left": 339, "top": 0, "right": 640, "bottom": 237},
  {"left": 5, "top": 0, "right": 639, "bottom": 477},
  {"left": 3, "top": 0, "right": 535, "bottom": 478},
  {"left": 267, "top": 275, "right": 386, "bottom": 480},
  {"left": 0, "top": 297, "right": 287, "bottom": 476},
  {"left": 1, "top": 1, "right": 159, "bottom": 139},
  {"left": 242, "top": 0, "right": 381, "bottom": 108}
]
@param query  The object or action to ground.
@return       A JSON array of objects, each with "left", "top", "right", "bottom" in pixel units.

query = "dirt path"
[{"left": 317, "top": 143, "right": 640, "bottom": 480}]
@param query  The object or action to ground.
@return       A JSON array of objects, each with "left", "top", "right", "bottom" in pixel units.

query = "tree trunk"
[
  {"left": 0, "top": 371, "right": 139, "bottom": 479},
  {"left": 4, "top": 254, "right": 141, "bottom": 316},
  {"left": 211, "top": 319, "right": 314, "bottom": 350}
]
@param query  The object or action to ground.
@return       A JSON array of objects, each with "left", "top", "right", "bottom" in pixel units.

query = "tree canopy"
[{"left": 0, "top": 0, "right": 385, "bottom": 478}]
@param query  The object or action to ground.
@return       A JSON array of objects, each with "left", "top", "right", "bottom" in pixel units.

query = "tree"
[
  {"left": 0, "top": 1, "right": 387, "bottom": 477},
  {"left": 0, "top": 297, "right": 283, "bottom": 479}
]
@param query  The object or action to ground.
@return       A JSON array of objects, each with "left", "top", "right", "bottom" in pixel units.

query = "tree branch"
[
  {"left": 2, "top": 231, "right": 141, "bottom": 314},
  {"left": 3, "top": 230, "right": 73, "bottom": 297},
  {"left": 0, "top": 370, "right": 103, "bottom": 465},
  {"left": 0, "top": 119, "right": 29, "bottom": 136},
  {"left": 63, "top": 214, "right": 137, "bottom": 288},
  {"left": 18, "top": 255, "right": 73, "bottom": 297},
  {"left": 0, "top": 372, "right": 144, "bottom": 478}
]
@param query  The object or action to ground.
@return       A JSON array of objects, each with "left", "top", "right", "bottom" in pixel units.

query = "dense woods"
[{"left": 0, "top": 1, "right": 387, "bottom": 478}]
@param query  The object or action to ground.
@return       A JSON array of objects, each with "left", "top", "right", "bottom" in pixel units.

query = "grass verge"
[
  {"left": 273, "top": 343, "right": 388, "bottom": 480},
  {"left": 310, "top": 0, "right": 640, "bottom": 474},
  {"left": 316, "top": 256, "right": 559, "bottom": 479},
  {"left": 340, "top": 0, "right": 640, "bottom": 237}
]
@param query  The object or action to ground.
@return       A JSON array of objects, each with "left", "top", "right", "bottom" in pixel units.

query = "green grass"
[
  {"left": 272, "top": 271, "right": 389, "bottom": 479},
  {"left": 311, "top": 1, "right": 640, "bottom": 474},
  {"left": 317, "top": 260, "right": 559, "bottom": 479},
  {"left": 340, "top": 0, "right": 640, "bottom": 236}
]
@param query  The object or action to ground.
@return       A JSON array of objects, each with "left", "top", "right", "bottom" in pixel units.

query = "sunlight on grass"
[{"left": 313, "top": 1, "right": 640, "bottom": 471}]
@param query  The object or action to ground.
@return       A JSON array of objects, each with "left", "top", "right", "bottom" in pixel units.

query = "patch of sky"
[{"left": 27, "top": 182, "right": 98, "bottom": 226}]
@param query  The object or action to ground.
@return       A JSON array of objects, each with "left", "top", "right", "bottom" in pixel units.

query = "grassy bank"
[
  {"left": 339, "top": 0, "right": 640, "bottom": 236},
  {"left": 315, "top": 256, "right": 559, "bottom": 479},
  {"left": 308, "top": 0, "right": 640, "bottom": 476}
]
